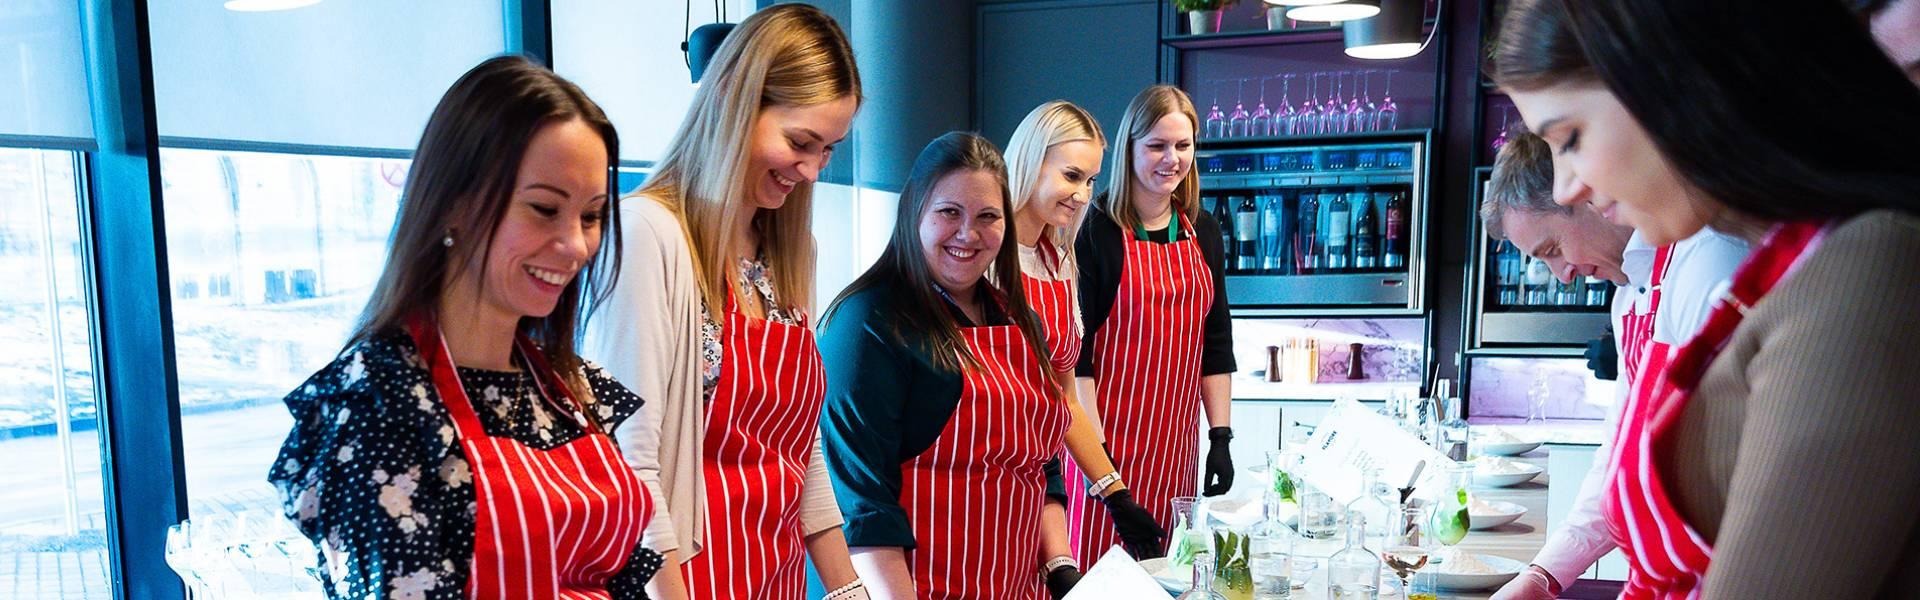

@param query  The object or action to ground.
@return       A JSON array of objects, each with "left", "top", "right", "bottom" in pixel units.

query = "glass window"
[
  {"left": 148, "top": 2, "right": 503, "bottom": 150},
  {"left": 160, "top": 148, "right": 406, "bottom": 522},
  {"left": 0, "top": 147, "right": 109, "bottom": 599},
  {"left": 552, "top": 0, "right": 754, "bottom": 162},
  {"left": 0, "top": 2, "right": 93, "bottom": 140}
]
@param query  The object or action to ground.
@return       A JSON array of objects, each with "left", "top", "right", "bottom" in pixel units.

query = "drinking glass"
[
  {"left": 1230, "top": 78, "right": 1253, "bottom": 138},
  {"left": 1214, "top": 524, "right": 1257, "bottom": 600},
  {"left": 1267, "top": 449, "right": 1297, "bottom": 505},
  {"left": 1491, "top": 106, "right": 1513, "bottom": 153},
  {"left": 1428, "top": 463, "right": 1473, "bottom": 565},
  {"left": 1298, "top": 483, "right": 1340, "bottom": 540},
  {"left": 1527, "top": 376, "right": 1550, "bottom": 424},
  {"left": 1357, "top": 70, "right": 1379, "bottom": 132},
  {"left": 1377, "top": 70, "right": 1401, "bottom": 131},
  {"left": 1171, "top": 496, "right": 1213, "bottom": 569},
  {"left": 1343, "top": 72, "right": 1365, "bottom": 133},
  {"left": 1277, "top": 74, "right": 1298, "bottom": 136},
  {"left": 1251, "top": 77, "right": 1274, "bottom": 138},
  {"left": 1206, "top": 81, "right": 1229, "bottom": 139},
  {"left": 1250, "top": 527, "right": 1296, "bottom": 599},
  {"left": 1384, "top": 505, "right": 1434, "bottom": 600},
  {"left": 1299, "top": 73, "right": 1321, "bottom": 135}
]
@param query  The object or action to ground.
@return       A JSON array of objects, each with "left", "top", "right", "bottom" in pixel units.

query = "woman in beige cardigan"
[
  {"left": 581, "top": 5, "right": 866, "bottom": 599},
  {"left": 1491, "top": 0, "right": 1920, "bottom": 597}
]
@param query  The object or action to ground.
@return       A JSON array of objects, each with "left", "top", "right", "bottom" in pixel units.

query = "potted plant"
[{"left": 1178, "top": 0, "right": 1239, "bottom": 35}]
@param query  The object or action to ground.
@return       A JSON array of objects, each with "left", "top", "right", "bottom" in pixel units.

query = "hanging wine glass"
[
  {"left": 1358, "top": 69, "right": 1379, "bottom": 132},
  {"left": 1250, "top": 76, "right": 1273, "bottom": 138},
  {"left": 1205, "top": 80, "right": 1228, "bottom": 139},
  {"left": 1316, "top": 72, "right": 1339, "bottom": 134},
  {"left": 1277, "top": 74, "right": 1297, "bottom": 136},
  {"left": 1328, "top": 71, "right": 1348, "bottom": 134},
  {"left": 1298, "top": 73, "right": 1320, "bottom": 136},
  {"left": 1491, "top": 106, "right": 1513, "bottom": 153},
  {"left": 1378, "top": 69, "right": 1401, "bottom": 131},
  {"left": 1229, "top": 78, "right": 1252, "bottom": 138},
  {"left": 1343, "top": 71, "right": 1365, "bottom": 134}
]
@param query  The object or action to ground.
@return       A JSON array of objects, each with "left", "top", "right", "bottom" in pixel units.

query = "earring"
[{"left": 442, "top": 233, "right": 454, "bottom": 247}]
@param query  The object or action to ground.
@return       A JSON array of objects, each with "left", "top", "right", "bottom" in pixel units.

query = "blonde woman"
[
  {"left": 1068, "top": 85, "right": 1236, "bottom": 567},
  {"left": 1002, "top": 101, "right": 1165, "bottom": 570},
  {"left": 582, "top": 4, "right": 865, "bottom": 599}
]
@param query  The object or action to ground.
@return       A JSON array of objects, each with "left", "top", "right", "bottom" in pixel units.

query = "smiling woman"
[
  {"left": 265, "top": 55, "right": 669, "bottom": 599},
  {"left": 818, "top": 132, "right": 1071, "bottom": 600}
]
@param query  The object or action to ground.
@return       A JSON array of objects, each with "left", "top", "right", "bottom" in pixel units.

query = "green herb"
[{"left": 1175, "top": 0, "right": 1240, "bottom": 12}]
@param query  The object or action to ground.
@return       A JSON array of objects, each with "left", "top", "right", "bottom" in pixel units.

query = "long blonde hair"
[
  {"left": 1100, "top": 85, "right": 1201, "bottom": 232},
  {"left": 1004, "top": 100, "right": 1104, "bottom": 271},
  {"left": 637, "top": 3, "right": 860, "bottom": 317}
]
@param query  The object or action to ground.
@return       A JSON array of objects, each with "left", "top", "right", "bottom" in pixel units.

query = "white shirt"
[{"left": 1533, "top": 227, "right": 1751, "bottom": 585}]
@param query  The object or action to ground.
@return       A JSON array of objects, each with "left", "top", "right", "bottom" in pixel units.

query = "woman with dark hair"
[
  {"left": 268, "top": 56, "right": 663, "bottom": 598},
  {"left": 1490, "top": 0, "right": 1920, "bottom": 597},
  {"left": 819, "top": 132, "right": 1078, "bottom": 599}
]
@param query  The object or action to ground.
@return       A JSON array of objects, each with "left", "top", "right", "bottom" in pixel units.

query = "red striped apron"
[
  {"left": 407, "top": 316, "right": 652, "bottom": 600},
  {"left": 1603, "top": 221, "right": 1828, "bottom": 600},
  {"left": 901, "top": 323, "right": 1071, "bottom": 600},
  {"left": 1020, "top": 244, "right": 1082, "bottom": 373},
  {"left": 1619, "top": 245, "right": 1675, "bottom": 384},
  {"left": 681, "top": 293, "right": 827, "bottom": 599},
  {"left": 1066, "top": 214, "right": 1214, "bottom": 566}
]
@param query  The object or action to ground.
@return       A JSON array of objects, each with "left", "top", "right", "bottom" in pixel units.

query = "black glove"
[
  {"left": 1203, "top": 427, "right": 1235, "bottom": 496},
  {"left": 1101, "top": 489, "right": 1166, "bottom": 559},
  {"left": 1046, "top": 565, "right": 1082, "bottom": 600},
  {"left": 1584, "top": 330, "right": 1619, "bottom": 381}
]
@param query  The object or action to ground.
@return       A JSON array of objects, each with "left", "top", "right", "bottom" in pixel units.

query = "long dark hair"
[
  {"left": 349, "top": 55, "right": 621, "bottom": 396},
  {"left": 822, "top": 132, "right": 1053, "bottom": 379},
  {"left": 1490, "top": 0, "right": 1920, "bottom": 221}
]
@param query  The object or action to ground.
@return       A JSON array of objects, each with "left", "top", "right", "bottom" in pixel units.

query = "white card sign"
[
  {"left": 1294, "top": 398, "right": 1458, "bottom": 506},
  {"left": 1062, "top": 545, "right": 1169, "bottom": 600}
]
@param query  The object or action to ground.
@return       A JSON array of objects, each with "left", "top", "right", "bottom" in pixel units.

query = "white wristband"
[
  {"left": 825, "top": 579, "right": 868, "bottom": 600},
  {"left": 1086, "top": 472, "right": 1123, "bottom": 497},
  {"left": 1045, "top": 555, "right": 1079, "bottom": 573}
]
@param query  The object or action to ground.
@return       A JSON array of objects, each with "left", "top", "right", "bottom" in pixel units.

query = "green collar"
[{"left": 1132, "top": 216, "right": 1185, "bottom": 243}]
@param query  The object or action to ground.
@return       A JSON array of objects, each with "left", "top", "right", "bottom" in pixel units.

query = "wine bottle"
[
  {"left": 1383, "top": 191, "right": 1407, "bottom": 268},
  {"left": 1235, "top": 195, "right": 1260, "bottom": 270},
  {"left": 1297, "top": 193, "right": 1320, "bottom": 274},
  {"left": 1260, "top": 192, "right": 1287, "bottom": 273},
  {"left": 1354, "top": 195, "right": 1379, "bottom": 270},
  {"left": 1326, "top": 191, "right": 1351, "bottom": 271}
]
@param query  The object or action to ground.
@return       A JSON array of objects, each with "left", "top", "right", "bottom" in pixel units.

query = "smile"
[{"left": 525, "top": 265, "right": 570, "bottom": 286}]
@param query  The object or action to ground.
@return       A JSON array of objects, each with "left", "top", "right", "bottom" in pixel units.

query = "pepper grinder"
[
  {"left": 1346, "top": 342, "right": 1367, "bottom": 380},
  {"left": 1265, "top": 345, "right": 1284, "bottom": 382}
]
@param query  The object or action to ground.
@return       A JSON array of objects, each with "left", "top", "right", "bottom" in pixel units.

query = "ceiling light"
[{"left": 1287, "top": 0, "right": 1381, "bottom": 22}]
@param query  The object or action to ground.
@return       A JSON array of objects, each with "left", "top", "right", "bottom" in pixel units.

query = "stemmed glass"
[
  {"left": 1229, "top": 78, "right": 1252, "bottom": 138},
  {"left": 1492, "top": 106, "right": 1514, "bottom": 153},
  {"left": 1377, "top": 69, "right": 1401, "bottom": 131},
  {"left": 1328, "top": 72, "right": 1349, "bottom": 134},
  {"left": 1277, "top": 74, "right": 1298, "bottom": 136},
  {"left": 1344, "top": 72, "right": 1366, "bottom": 134},
  {"left": 1298, "top": 73, "right": 1320, "bottom": 136},
  {"left": 1358, "top": 70, "right": 1380, "bottom": 133},
  {"left": 1250, "top": 76, "right": 1274, "bottom": 138},
  {"left": 1205, "top": 81, "right": 1228, "bottom": 139},
  {"left": 1384, "top": 504, "right": 1434, "bottom": 600},
  {"left": 1316, "top": 73, "right": 1340, "bottom": 134}
]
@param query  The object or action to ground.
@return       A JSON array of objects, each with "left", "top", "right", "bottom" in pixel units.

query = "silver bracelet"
[
  {"left": 1045, "top": 555, "right": 1079, "bottom": 573},
  {"left": 1085, "top": 471, "right": 1123, "bottom": 497}
]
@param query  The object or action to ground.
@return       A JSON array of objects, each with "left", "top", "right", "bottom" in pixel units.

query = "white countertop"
[{"left": 1470, "top": 417, "right": 1610, "bottom": 446}]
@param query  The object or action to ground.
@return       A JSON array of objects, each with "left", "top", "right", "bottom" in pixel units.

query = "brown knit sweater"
[{"left": 1664, "top": 210, "right": 1920, "bottom": 599}]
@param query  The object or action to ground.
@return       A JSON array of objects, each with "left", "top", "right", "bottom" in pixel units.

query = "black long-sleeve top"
[{"left": 1073, "top": 204, "right": 1237, "bottom": 378}]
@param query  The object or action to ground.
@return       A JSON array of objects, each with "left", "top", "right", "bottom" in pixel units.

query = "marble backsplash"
[
  {"left": 1467, "top": 356, "right": 1611, "bottom": 421},
  {"left": 1231, "top": 317, "right": 1425, "bottom": 384}
]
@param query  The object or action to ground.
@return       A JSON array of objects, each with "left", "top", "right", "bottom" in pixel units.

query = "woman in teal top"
[{"left": 819, "top": 132, "right": 1074, "bottom": 600}]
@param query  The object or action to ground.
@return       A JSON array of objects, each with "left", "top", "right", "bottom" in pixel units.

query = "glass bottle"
[
  {"left": 1328, "top": 514, "right": 1382, "bottom": 600},
  {"left": 1179, "top": 553, "right": 1229, "bottom": 600},
  {"left": 1346, "top": 468, "right": 1395, "bottom": 554},
  {"left": 1325, "top": 191, "right": 1351, "bottom": 271},
  {"left": 1235, "top": 194, "right": 1261, "bottom": 270},
  {"left": 1440, "top": 382, "right": 1471, "bottom": 462},
  {"left": 1296, "top": 192, "right": 1320, "bottom": 274},
  {"left": 1259, "top": 192, "right": 1287, "bottom": 273}
]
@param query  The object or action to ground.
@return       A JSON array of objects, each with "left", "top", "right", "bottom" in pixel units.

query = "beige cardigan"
[
  {"left": 1668, "top": 210, "right": 1920, "bottom": 599},
  {"left": 581, "top": 195, "right": 843, "bottom": 559}
]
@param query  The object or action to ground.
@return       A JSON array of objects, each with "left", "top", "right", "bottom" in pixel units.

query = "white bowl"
[
  {"left": 1473, "top": 463, "right": 1544, "bottom": 487},
  {"left": 1139, "top": 557, "right": 1188, "bottom": 594},
  {"left": 1477, "top": 440, "right": 1543, "bottom": 456},
  {"left": 1429, "top": 553, "right": 1527, "bottom": 591},
  {"left": 1468, "top": 500, "right": 1528, "bottom": 530}
]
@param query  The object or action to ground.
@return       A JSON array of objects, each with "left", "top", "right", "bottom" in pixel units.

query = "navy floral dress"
[{"left": 268, "top": 331, "right": 663, "bottom": 600}]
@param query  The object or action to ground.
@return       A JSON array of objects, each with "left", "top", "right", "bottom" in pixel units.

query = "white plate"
[
  {"left": 1429, "top": 553, "right": 1527, "bottom": 591},
  {"left": 1474, "top": 463, "right": 1544, "bottom": 487},
  {"left": 1477, "top": 440, "right": 1543, "bottom": 456},
  {"left": 1139, "top": 557, "right": 1188, "bottom": 594},
  {"left": 1468, "top": 500, "right": 1528, "bottom": 530}
]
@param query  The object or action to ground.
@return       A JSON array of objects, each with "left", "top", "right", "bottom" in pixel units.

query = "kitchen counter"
[
  {"left": 1231, "top": 375, "right": 1420, "bottom": 401},
  {"left": 1470, "top": 417, "right": 1610, "bottom": 446}
]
